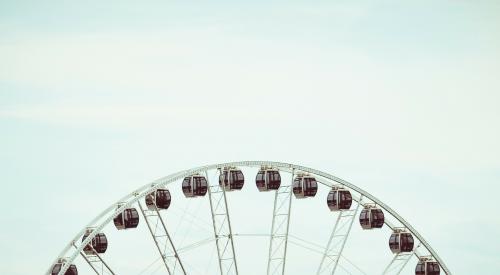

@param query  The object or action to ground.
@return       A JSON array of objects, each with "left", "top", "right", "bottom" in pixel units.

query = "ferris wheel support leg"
[
  {"left": 267, "top": 168, "right": 295, "bottom": 275},
  {"left": 138, "top": 201, "right": 187, "bottom": 275},
  {"left": 73, "top": 243, "right": 116, "bottom": 275},
  {"left": 206, "top": 170, "right": 239, "bottom": 275},
  {"left": 316, "top": 195, "right": 363, "bottom": 275}
]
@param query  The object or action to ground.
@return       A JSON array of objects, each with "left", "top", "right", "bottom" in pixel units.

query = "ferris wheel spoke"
[
  {"left": 316, "top": 195, "right": 363, "bottom": 275},
  {"left": 73, "top": 243, "right": 116, "bottom": 275},
  {"left": 267, "top": 168, "right": 295, "bottom": 275},
  {"left": 177, "top": 237, "right": 216, "bottom": 254},
  {"left": 138, "top": 202, "right": 187, "bottom": 275},
  {"left": 72, "top": 244, "right": 105, "bottom": 275},
  {"left": 206, "top": 170, "right": 239, "bottom": 275},
  {"left": 382, "top": 243, "right": 421, "bottom": 275},
  {"left": 286, "top": 235, "right": 367, "bottom": 275}
]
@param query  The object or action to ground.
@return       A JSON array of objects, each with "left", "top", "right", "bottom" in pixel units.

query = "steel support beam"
[
  {"left": 317, "top": 195, "right": 363, "bottom": 275},
  {"left": 73, "top": 243, "right": 116, "bottom": 275},
  {"left": 138, "top": 201, "right": 186, "bottom": 275},
  {"left": 382, "top": 243, "right": 421, "bottom": 275},
  {"left": 267, "top": 168, "right": 294, "bottom": 275},
  {"left": 206, "top": 171, "right": 239, "bottom": 275}
]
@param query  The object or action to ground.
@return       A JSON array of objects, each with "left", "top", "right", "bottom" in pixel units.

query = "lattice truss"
[
  {"left": 317, "top": 196, "right": 363, "bottom": 275},
  {"left": 267, "top": 183, "right": 293, "bottom": 275},
  {"left": 138, "top": 201, "right": 186, "bottom": 275},
  {"left": 206, "top": 171, "right": 239, "bottom": 275},
  {"left": 72, "top": 242, "right": 115, "bottom": 275}
]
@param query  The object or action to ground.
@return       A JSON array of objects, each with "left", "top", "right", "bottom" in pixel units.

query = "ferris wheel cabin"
[
  {"left": 82, "top": 229, "right": 108, "bottom": 255},
  {"left": 255, "top": 168, "right": 281, "bottom": 191},
  {"left": 113, "top": 207, "right": 140, "bottom": 230},
  {"left": 359, "top": 205, "right": 384, "bottom": 229},
  {"left": 51, "top": 259, "right": 77, "bottom": 275},
  {"left": 219, "top": 167, "right": 245, "bottom": 191},
  {"left": 415, "top": 258, "right": 440, "bottom": 275},
  {"left": 182, "top": 174, "right": 208, "bottom": 197},
  {"left": 293, "top": 174, "right": 318, "bottom": 198},
  {"left": 145, "top": 188, "right": 171, "bottom": 210},
  {"left": 389, "top": 229, "right": 414, "bottom": 253},
  {"left": 327, "top": 187, "right": 353, "bottom": 211}
]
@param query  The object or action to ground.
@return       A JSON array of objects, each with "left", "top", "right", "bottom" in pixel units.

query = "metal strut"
[
  {"left": 138, "top": 202, "right": 186, "bottom": 275},
  {"left": 73, "top": 243, "right": 116, "bottom": 275},
  {"left": 206, "top": 171, "right": 239, "bottom": 275},
  {"left": 382, "top": 243, "right": 421, "bottom": 275},
  {"left": 267, "top": 168, "right": 294, "bottom": 275},
  {"left": 317, "top": 195, "right": 363, "bottom": 275}
]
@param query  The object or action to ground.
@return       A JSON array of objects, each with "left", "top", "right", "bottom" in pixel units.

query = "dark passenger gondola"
[
  {"left": 292, "top": 174, "right": 318, "bottom": 198},
  {"left": 113, "top": 207, "right": 139, "bottom": 230},
  {"left": 182, "top": 174, "right": 208, "bottom": 197},
  {"left": 359, "top": 205, "right": 384, "bottom": 229},
  {"left": 146, "top": 188, "right": 171, "bottom": 210},
  {"left": 327, "top": 187, "right": 352, "bottom": 211},
  {"left": 415, "top": 258, "right": 440, "bottom": 275},
  {"left": 389, "top": 229, "right": 414, "bottom": 253},
  {"left": 51, "top": 259, "right": 78, "bottom": 275},
  {"left": 256, "top": 167, "right": 281, "bottom": 191},
  {"left": 82, "top": 229, "right": 108, "bottom": 254},
  {"left": 219, "top": 167, "right": 244, "bottom": 191}
]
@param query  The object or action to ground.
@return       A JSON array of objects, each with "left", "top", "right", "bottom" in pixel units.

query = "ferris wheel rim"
[{"left": 47, "top": 160, "right": 451, "bottom": 275}]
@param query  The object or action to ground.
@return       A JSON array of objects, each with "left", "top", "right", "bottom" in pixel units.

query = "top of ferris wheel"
[{"left": 48, "top": 160, "right": 450, "bottom": 275}]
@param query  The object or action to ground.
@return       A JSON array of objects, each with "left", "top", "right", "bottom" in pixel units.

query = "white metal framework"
[
  {"left": 47, "top": 161, "right": 451, "bottom": 275},
  {"left": 206, "top": 170, "right": 239, "bottom": 275},
  {"left": 317, "top": 195, "right": 363, "bottom": 275},
  {"left": 382, "top": 243, "right": 422, "bottom": 275},
  {"left": 72, "top": 242, "right": 115, "bottom": 275},
  {"left": 267, "top": 168, "right": 294, "bottom": 275},
  {"left": 138, "top": 200, "right": 186, "bottom": 275}
]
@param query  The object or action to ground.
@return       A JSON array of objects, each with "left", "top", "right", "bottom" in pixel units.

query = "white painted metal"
[
  {"left": 49, "top": 161, "right": 451, "bottom": 275},
  {"left": 267, "top": 168, "right": 294, "bottom": 275},
  {"left": 73, "top": 243, "right": 115, "bottom": 275},
  {"left": 316, "top": 195, "right": 363, "bottom": 275},
  {"left": 73, "top": 244, "right": 100, "bottom": 275},
  {"left": 138, "top": 201, "right": 186, "bottom": 275},
  {"left": 382, "top": 243, "right": 421, "bottom": 275},
  {"left": 206, "top": 170, "right": 239, "bottom": 275}
]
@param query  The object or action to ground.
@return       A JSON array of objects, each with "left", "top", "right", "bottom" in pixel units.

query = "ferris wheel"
[{"left": 47, "top": 161, "right": 451, "bottom": 275}]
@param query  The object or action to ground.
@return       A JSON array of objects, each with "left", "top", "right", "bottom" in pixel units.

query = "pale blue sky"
[{"left": 1, "top": 1, "right": 499, "bottom": 274}]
